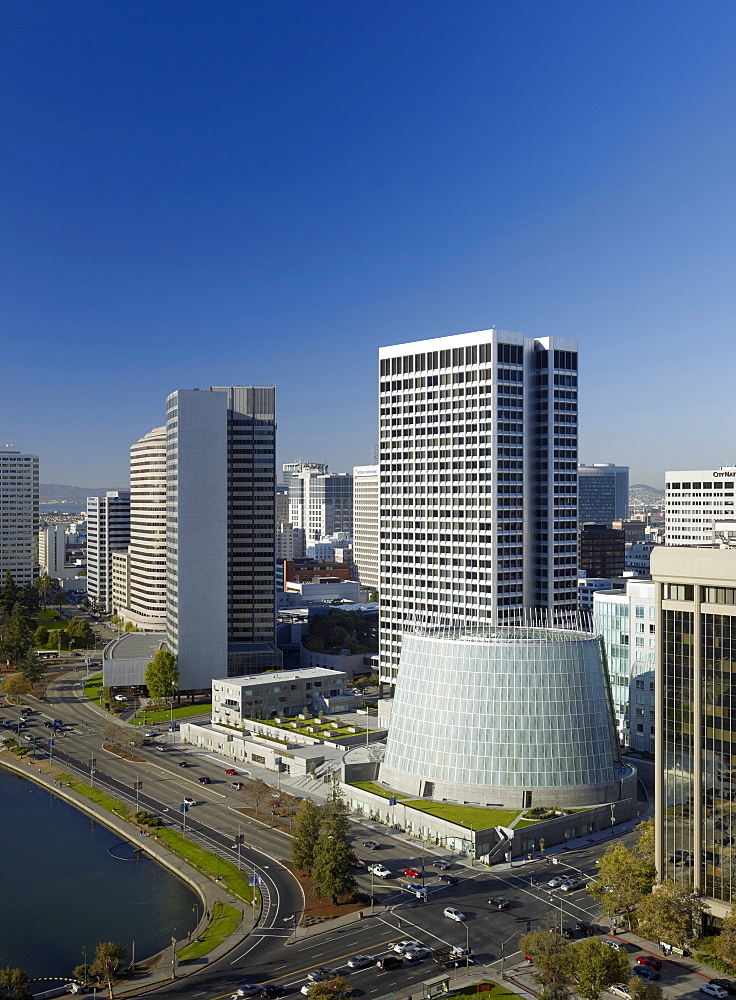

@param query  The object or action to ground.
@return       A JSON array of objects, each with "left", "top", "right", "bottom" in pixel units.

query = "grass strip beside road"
[
  {"left": 154, "top": 826, "right": 255, "bottom": 905},
  {"left": 130, "top": 703, "right": 212, "bottom": 724},
  {"left": 84, "top": 674, "right": 103, "bottom": 702},
  {"left": 176, "top": 900, "right": 243, "bottom": 961}
]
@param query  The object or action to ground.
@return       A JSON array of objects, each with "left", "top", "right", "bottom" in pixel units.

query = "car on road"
[
  {"left": 404, "top": 945, "right": 432, "bottom": 961},
  {"left": 433, "top": 860, "right": 451, "bottom": 869},
  {"left": 562, "top": 927, "right": 575, "bottom": 939},
  {"left": 488, "top": 897, "right": 510, "bottom": 909},
  {"left": 560, "top": 878, "right": 582, "bottom": 891},
  {"left": 401, "top": 868, "right": 422, "bottom": 878},
  {"left": 306, "top": 968, "right": 333, "bottom": 982},
  {"left": 114, "top": 695, "right": 127, "bottom": 702},
  {"left": 230, "top": 781, "right": 244, "bottom": 790},
  {"left": 231, "top": 986, "right": 265, "bottom": 998},
  {"left": 363, "top": 840, "right": 380, "bottom": 850},
  {"left": 602, "top": 939, "right": 622, "bottom": 950},
  {"left": 403, "top": 882, "right": 427, "bottom": 898},
  {"left": 225, "top": 768, "right": 239, "bottom": 775},
  {"left": 43, "top": 721, "right": 54, "bottom": 728},
  {"left": 183, "top": 797, "right": 195, "bottom": 806},
  {"left": 439, "top": 874, "right": 459, "bottom": 885},
  {"left": 367, "top": 864, "right": 391, "bottom": 878},
  {"left": 709, "top": 982, "right": 736, "bottom": 996},
  {"left": 145, "top": 731, "right": 158, "bottom": 737},
  {"left": 444, "top": 906, "right": 465, "bottom": 921},
  {"left": 156, "top": 745, "right": 167, "bottom": 752},
  {"left": 702, "top": 987, "right": 730, "bottom": 999},
  {"left": 198, "top": 775, "right": 211, "bottom": 784},
  {"left": 263, "top": 988, "right": 284, "bottom": 998},
  {"left": 353, "top": 858, "right": 366, "bottom": 868},
  {"left": 547, "top": 876, "right": 565, "bottom": 888},
  {"left": 177, "top": 761, "right": 189, "bottom": 767},
  {"left": 394, "top": 940, "right": 423, "bottom": 954},
  {"left": 347, "top": 955, "right": 373, "bottom": 969},
  {"left": 375, "top": 955, "right": 402, "bottom": 970},
  {"left": 632, "top": 968, "right": 660, "bottom": 982},
  {"left": 637, "top": 957, "right": 662, "bottom": 970}
]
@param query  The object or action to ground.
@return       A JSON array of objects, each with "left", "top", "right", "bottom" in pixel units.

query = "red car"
[
  {"left": 637, "top": 957, "right": 663, "bottom": 970},
  {"left": 225, "top": 769, "right": 239, "bottom": 775},
  {"left": 401, "top": 868, "right": 422, "bottom": 878}
]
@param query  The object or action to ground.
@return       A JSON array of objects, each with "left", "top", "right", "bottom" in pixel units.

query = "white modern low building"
[{"left": 212, "top": 667, "right": 351, "bottom": 725}]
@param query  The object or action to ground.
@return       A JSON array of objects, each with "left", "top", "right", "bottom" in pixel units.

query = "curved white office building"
[{"left": 380, "top": 623, "right": 631, "bottom": 809}]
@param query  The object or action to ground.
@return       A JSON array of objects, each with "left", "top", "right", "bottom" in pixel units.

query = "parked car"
[
  {"left": 367, "top": 864, "right": 391, "bottom": 878},
  {"left": 198, "top": 775, "right": 211, "bottom": 784},
  {"left": 114, "top": 695, "right": 127, "bottom": 702},
  {"left": 347, "top": 955, "right": 373, "bottom": 969},
  {"left": 709, "top": 982, "right": 736, "bottom": 996},
  {"left": 609, "top": 987, "right": 631, "bottom": 1000},
  {"left": 488, "top": 897, "right": 510, "bottom": 909},
  {"left": 632, "top": 968, "right": 660, "bottom": 982},
  {"left": 375, "top": 955, "right": 402, "bottom": 970},
  {"left": 443, "top": 906, "right": 465, "bottom": 921},
  {"left": 702, "top": 987, "right": 730, "bottom": 1000},
  {"left": 354, "top": 858, "right": 366, "bottom": 868},
  {"left": 394, "top": 940, "right": 423, "bottom": 954},
  {"left": 401, "top": 868, "right": 422, "bottom": 878},
  {"left": 637, "top": 957, "right": 663, "bottom": 970},
  {"left": 363, "top": 841, "right": 380, "bottom": 850},
  {"left": 440, "top": 875, "right": 459, "bottom": 885},
  {"left": 562, "top": 927, "right": 575, "bottom": 939}
]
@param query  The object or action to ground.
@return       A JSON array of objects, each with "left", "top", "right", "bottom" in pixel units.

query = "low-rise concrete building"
[{"left": 212, "top": 667, "right": 351, "bottom": 725}]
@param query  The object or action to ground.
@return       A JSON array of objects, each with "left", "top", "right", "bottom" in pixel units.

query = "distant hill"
[
  {"left": 40, "top": 483, "right": 125, "bottom": 503},
  {"left": 629, "top": 483, "right": 664, "bottom": 508}
]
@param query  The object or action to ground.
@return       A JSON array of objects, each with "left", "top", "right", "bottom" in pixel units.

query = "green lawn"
[
  {"left": 350, "top": 781, "right": 410, "bottom": 800},
  {"left": 84, "top": 673, "right": 104, "bottom": 702},
  {"left": 449, "top": 984, "right": 518, "bottom": 1000},
  {"left": 176, "top": 901, "right": 243, "bottom": 961},
  {"left": 130, "top": 702, "right": 212, "bottom": 724},
  {"left": 58, "top": 773, "right": 135, "bottom": 820},
  {"left": 400, "top": 800, "right": 520, "bottom": 831}
]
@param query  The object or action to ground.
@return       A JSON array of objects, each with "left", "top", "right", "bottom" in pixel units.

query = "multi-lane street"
[{"left": 1, "top": 672, "right": 644, "bottom": 1000}]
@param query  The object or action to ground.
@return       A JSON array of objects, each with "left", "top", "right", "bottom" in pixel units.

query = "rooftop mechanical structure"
[{"left": 379, "top": 621, "right": 633, "bottom": 810}]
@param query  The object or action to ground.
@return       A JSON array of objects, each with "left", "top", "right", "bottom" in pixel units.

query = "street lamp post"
[
  {"left": 459, "top": 920, "right": 470, "bottom": 969},
  {"left": 192, "top": 904, "right": 199, "bottom": 940},
  {"left": 370, "top": 866, "right": 375, "bottom": 914}
]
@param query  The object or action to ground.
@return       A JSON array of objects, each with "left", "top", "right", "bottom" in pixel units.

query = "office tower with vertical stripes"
[{"left": 378, "top": 328, "right": 578, "bottom": 684}]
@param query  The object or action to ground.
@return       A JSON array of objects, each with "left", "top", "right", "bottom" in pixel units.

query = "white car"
[
  {"left": 404, "top": 945, "right": 432, "bottom": 961},
  {"left": 183, "top": 797, "right": 195, "bottom": 806},
  {"left": 602, "top": 938, "right": 622, "bottom": 950},
  {"left": 114, "top": 695, "right": 127, "bottom": 702},
  {"left": 347, "top": 955, "right": 373, "bottom": 969},
  {"left": 547, "top": 876, "right": 565, "bottom": 888},
  {"left": 368, "top": 864, "right": 391, "bottom": 878},
  {"left": 307, "top": 968, "right": 333, "bottom": 983},
  {"left": 394, "top": 939, "right": 423, "bottom": 954},
  {"left": 443, "top": 906, "right": 466, "bottom": 921},
  {"left": 701, "top": 988, "right": 729, "bottom": 999},
  {"left": 560, "top": 878, "right": 581, "bottom": 891}
]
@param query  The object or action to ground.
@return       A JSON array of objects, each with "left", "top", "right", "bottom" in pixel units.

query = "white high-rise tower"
[{"left": 378, "top": 328, "right": 579, "bottom": 684}]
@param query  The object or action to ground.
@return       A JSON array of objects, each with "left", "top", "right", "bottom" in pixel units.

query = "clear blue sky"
[{"left": 2, "top": 0, "right": 736, "bottom": 488}]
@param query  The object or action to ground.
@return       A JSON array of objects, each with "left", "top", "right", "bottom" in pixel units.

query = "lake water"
[
  {"left": 40, "top": 502, "right": 86, "bottom": 516},
  {"left": 0, "top": 766, "right": 198, "bottom": 978}
]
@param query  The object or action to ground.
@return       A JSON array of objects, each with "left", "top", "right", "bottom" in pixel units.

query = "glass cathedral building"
[
  {"left": 379, "top": 621, "right": 634, "bottom": 810},
  {"left": 653, "top": 546, "right": 736, "bottom": 917}
]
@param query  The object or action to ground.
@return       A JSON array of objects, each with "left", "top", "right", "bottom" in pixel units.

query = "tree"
[
  {"left": 33, "top": 626, "right": 50, "bottom": 648},
  {"left": 0, "top": 603, "right": 33, "bottom": 665},
  {"left": 89, "top": 942, "right": 126, "bottom": 999},
  {"left": 0, "top": 968, "right": 32, "bottom": 1000},
  {"left": 101, "top": 723, "right": 129, "bottom": 747},
  {"left": 634, "top": 818, "right": 655, "bottom": 868},
  {"left": 627, "top": 976, "right": 664, "bottom": 1000},
  {"left": 0, "top": 572, "right": 19, "bottom": 614},
  {"left": 71, "top": 965, "right": 92, "bottom": 989},
  {"left": 520, "top": 928, "right": 572, "bottom": 1000},
  {"left": 303, "top": 976, "right": 353, "bottom": 1000},
  {"left": 34, "top": 574, "right": 53, "bottom": 608},
  {"left": 55, "top": 589, "right": 68, "bottom": 612},
  {"left": 588, "top": 841, "right": 656, "bottom": 921},
  {"left": 0, "top": 675, "right": 32, "bottom": 703},
  {"left": 636, "top": 880, "right": 707, "bottom": 950},
  {"left": 144, "top": 649, "right": 179, "bottom": 701},
  {"left": 717, "top": 906, "right": 736, "bottom": 966},
  {"left": 242, "top": 778, "right": 270, "bottom": 813},
  {"left": 567, "top": 937, "right": 631, "bottom": 1000},
  {"left": 311, "top": 785, "right": 357, "bottom": 905},
  {"left": 67, "top": 617, "right": 95, "bottom": 648},
  {"left": 16, "top": 652, "right": 46, "bottom": 686},
  {"left": 291, "top": 798, "right": 323, "bottom": 872}
]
